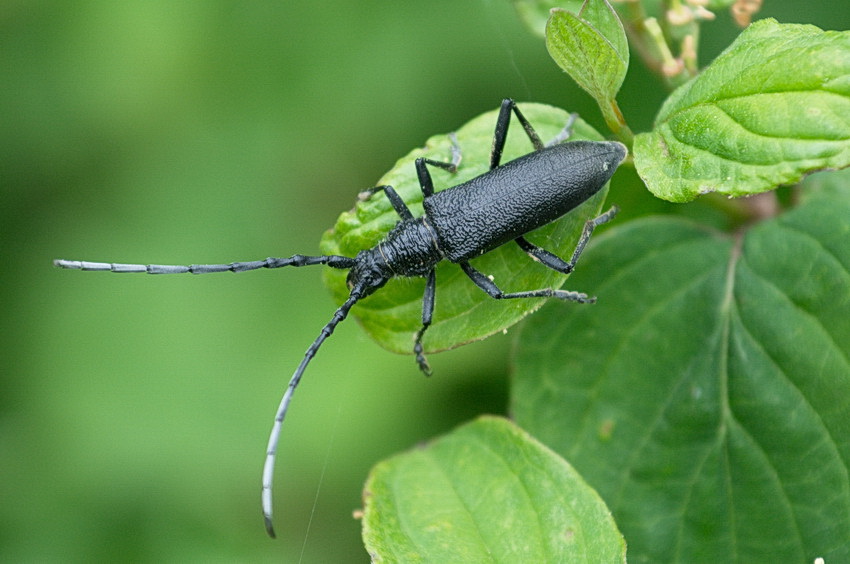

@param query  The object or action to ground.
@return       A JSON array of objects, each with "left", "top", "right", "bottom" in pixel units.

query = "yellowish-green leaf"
[{"left": 635, "top": 19, "right": 850, "bottom": 202}]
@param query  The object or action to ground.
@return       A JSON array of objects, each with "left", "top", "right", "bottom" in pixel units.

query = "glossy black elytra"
[{"left": 54, "top": 98, "right": 627, "bottom": 537}]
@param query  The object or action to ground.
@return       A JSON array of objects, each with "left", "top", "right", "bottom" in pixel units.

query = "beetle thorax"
[{"left": 378, "top": 217, "right": 443, "bottom": 278}]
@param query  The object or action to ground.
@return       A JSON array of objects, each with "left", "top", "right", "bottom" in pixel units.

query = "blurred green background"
[{"left": 3, "top": 1, "right": 847, "bottom": 561}]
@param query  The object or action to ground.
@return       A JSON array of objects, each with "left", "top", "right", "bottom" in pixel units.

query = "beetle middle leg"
[
  {"left": 364, "top": 133, "right": 461, "bottom": 214},
  {"left": 413, "top": 269, "right": 436, "bottom": 376},
  {"left": 415, "top": 132, "right": 461, "bottom": 198}
]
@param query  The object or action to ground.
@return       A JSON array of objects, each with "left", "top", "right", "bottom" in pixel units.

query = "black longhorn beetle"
[{"left": 54, "top": 99, "right": 627, "bottom": 537}]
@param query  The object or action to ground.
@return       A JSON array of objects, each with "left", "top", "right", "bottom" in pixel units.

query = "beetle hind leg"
[
  {"left": 459, "top": 261, "right": 595, "bottom": 304},
  {"left": 545, "top": 112, "right": 578, "bottom": 147},
  {"left": 490, "top": 98, "right": 546, "bottom": 169},
  {"left": 515, "top": 205, "right": 619, "bottom": 275}
]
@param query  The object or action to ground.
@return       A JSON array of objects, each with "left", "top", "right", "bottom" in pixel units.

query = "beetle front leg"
[
  {"left": 360, "top": 185, "right": 415, "bottom": 221},
  {"left": 459, "top": 262, "right": 595, "bottom": 304},
  {"left": 413, "top": 269, "right": 436, "bottom": 376}
]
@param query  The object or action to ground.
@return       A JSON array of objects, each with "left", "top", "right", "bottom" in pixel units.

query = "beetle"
[{"left": 54, "top": 98, "right": 627, "bottom": 537}]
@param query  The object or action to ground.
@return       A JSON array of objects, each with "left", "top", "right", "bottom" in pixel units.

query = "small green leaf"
[
  {"left": 320, "top": 104, "right": 613, "bottom": 355},
  {"left": 546, "top": 0, "right": 629, "bottom": 103},
  {"left": 362, "top": 416, "right": 626, "bottom": 563},
  {"left": 635, "top": 19, "right": 850, "bottom": 202},
  {"left": 513, "top": 194, "right": 850, "bottom": 561}
]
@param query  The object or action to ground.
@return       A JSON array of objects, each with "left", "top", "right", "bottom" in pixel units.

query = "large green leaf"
[
  {"left": 362, "top": 416, "right": 626, "bottom": 563},
  {"left": 320, "top": 103, "right": 614, "bottom": 355},
  {"left": 513, "top": 192, "right": 850, "bottom": 561},
  {"left": 635, "top": 19, "right": 850, "bottom": 202}
]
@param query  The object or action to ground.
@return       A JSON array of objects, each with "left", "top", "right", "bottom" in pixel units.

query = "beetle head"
[{"left": 346, "top": 249, "right": 392, "bottom": 298}]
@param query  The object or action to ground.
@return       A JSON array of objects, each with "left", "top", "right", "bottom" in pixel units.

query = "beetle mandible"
[{"left": 54, "top": 98, "right": 627, "bottom": 537}]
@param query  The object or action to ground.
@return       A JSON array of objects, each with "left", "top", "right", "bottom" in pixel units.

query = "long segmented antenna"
[
  {"left": 53, "top": 255, "right": 356, "bottom": 273},
  {"left": 54, "top": 253, "right": 361, "bottom": 538},
  {"left": 262, "top": 288, "right": 364, "bottom": 538}
]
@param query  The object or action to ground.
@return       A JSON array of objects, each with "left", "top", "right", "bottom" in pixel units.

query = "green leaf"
[
  {"left": 546, "top": 0, "right": 629, "bottom": 104},
  {"left": 512, "top": 194, "right": 850, "bottom": 561},
  {"left": 320, "top": 104, "right": 614, "bottom": 355},
  {"left": 635, "top": 19, "right": 850, "bottom": 202},
  {"left": 362, "top": 416, "right": 626, "bottom": 563},
  {"left": 801, "top": 167, "right": 850, "bottom": 203}
]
